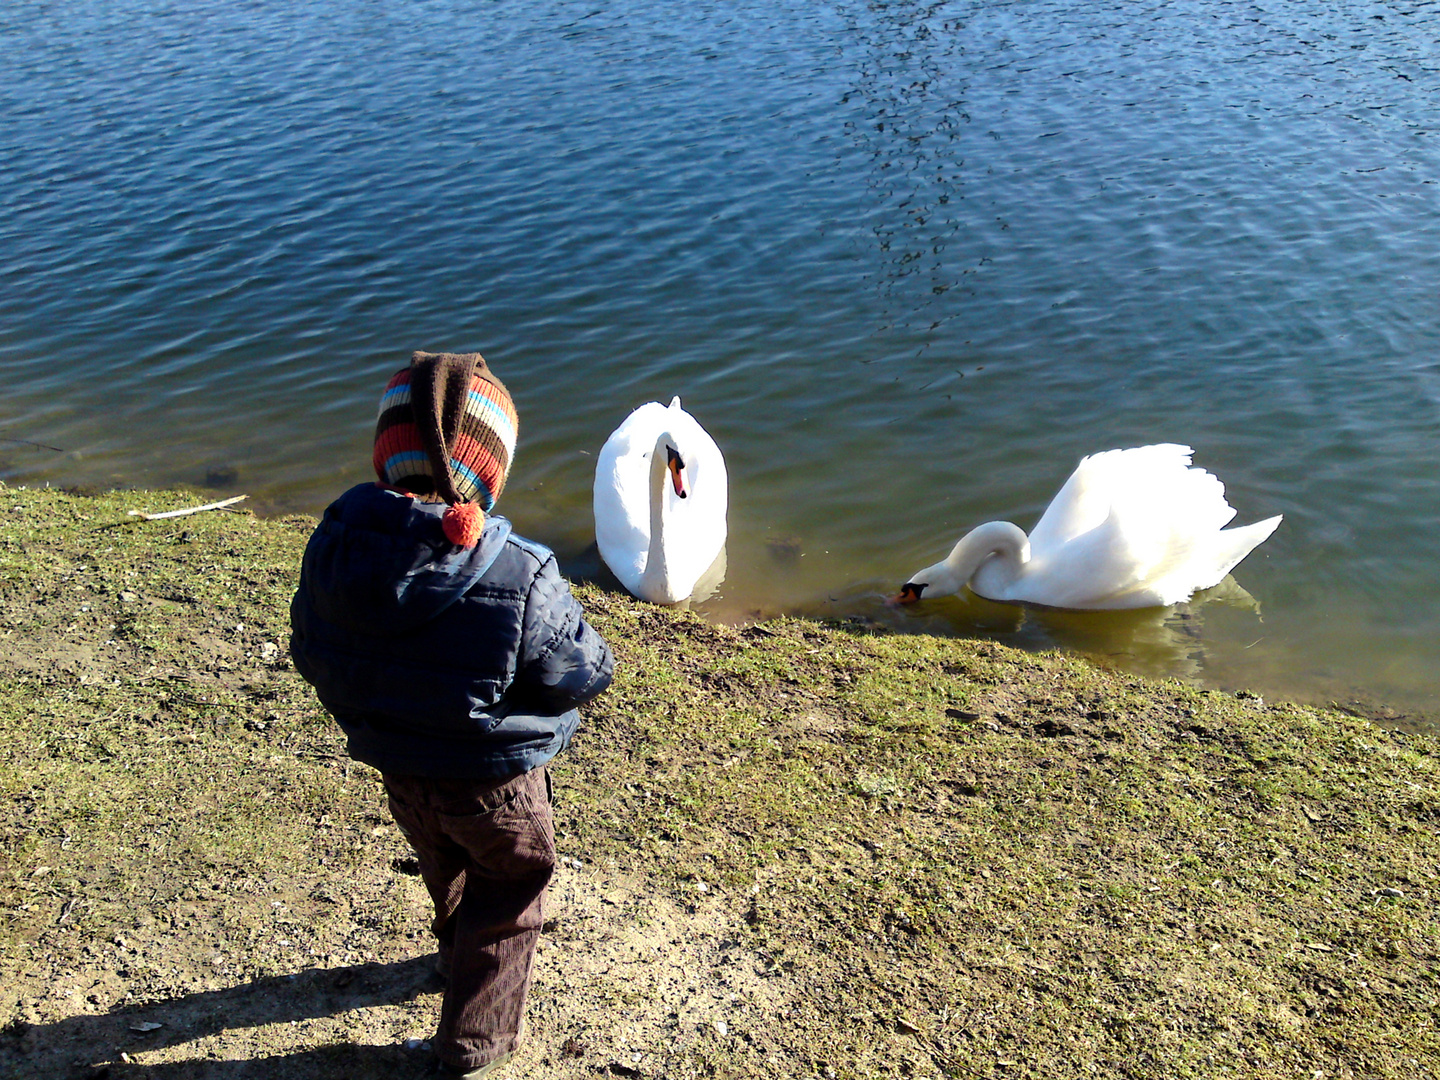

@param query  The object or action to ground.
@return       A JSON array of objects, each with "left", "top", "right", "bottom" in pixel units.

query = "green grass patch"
[{"left": 1, "top": 485, "right": 1437, "bottom": 1079}]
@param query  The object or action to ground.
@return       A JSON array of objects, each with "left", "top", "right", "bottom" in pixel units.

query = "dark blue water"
[{"left": 3, "top": 0, "right": 1439, "bottom": 724}]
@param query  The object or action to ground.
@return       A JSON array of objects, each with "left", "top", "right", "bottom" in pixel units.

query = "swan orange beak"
[
  {"left": 893, "top": 583, "right": 925, "bottom": 605},
  {"left": 666, "top": 446, "right": 688, "bottom": 498}
]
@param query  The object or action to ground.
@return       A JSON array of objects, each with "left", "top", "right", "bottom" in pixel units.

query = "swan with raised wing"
[
  {"left": 896, "top": 444, "right": 1281, "bottom": 610},
  {"left": 594, "top": 397, "right": 727, "bottom": 605}
]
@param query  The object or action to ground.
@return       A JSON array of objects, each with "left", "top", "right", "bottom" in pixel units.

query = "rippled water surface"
[{"left": 4, "top": 0, "right": 1438, "bottom": 724}]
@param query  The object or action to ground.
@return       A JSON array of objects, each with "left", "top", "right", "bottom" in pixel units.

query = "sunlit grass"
[{"left": 1, "top": 486, "right": 1437, "bottom": 1078}]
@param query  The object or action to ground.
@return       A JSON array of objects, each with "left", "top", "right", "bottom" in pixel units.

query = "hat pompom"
[{"left": 442, "top": 501, "right": 483, "bottom": 547}]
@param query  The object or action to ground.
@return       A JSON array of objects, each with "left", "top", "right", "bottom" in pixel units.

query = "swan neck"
[
  {"left": 949, "top": 521, "right": 1030, "bottom": 589},
  {"left": 639, "top": 431, "right": 674, "bottom": 600}
]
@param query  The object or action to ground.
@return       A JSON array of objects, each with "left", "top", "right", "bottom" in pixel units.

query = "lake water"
[{"left": 3, "top": 0, "right": 1438, "bottom": 727}]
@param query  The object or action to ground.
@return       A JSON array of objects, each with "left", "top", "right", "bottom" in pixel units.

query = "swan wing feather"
[
  {"left": 1028, "top": 444, "right": 1223, "bottom": 549},
  {"left": 1001, "top": 445, "right": 1277, "bottom": 609},
  {"left": 999, "top": 508, "right": 1170, "bottom": 608},
  {"left": 593, "top": 402, "right": 671, "bottom": 592}
]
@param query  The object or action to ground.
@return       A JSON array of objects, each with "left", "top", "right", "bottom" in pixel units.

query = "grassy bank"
[{"left": 1, "top": 487, "right": 1436, "bottom": 1080}]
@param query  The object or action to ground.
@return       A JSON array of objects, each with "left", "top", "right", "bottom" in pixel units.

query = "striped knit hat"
[{"left": 373, "top": 351, "right": 518, "bottom": 546}]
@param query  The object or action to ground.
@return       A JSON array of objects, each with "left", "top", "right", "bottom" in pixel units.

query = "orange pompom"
[{"left": 442, "top": 501, "right": 483, "bottom": 547}]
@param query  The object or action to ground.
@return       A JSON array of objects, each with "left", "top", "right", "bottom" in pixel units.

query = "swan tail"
[
  {"left": 1128, "top": 513, "right": 1281, "bottom": 605},
  {"left": 1125, "top": 511, "right": 1280, "bottom": 604},
  {"left": 1039, "top": 503, "right": 1274, "bottom": 609},
  {"left": 1197, "top": 514, "right": 1283, "bottom": 590}
]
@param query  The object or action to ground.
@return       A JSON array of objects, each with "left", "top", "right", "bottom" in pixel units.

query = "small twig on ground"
[
  {"left": 172, "top": 696, "right": 245, "bottom": 710},
  {"left": 126, "top": 494, "right": 248, "bottom": 520},
  {"left": 56, "top": 895, "right": 82, "bottom": 925},
  {"left": 0, "top": 435, "right": 63, "bottom": 452}
]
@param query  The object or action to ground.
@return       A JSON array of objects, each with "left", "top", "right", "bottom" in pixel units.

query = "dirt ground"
[
  {"left": 0, "top": 491, "right": 800, "bottom": 1080},
  {"left": 2, "top": 488, "right": 1437, "bottom": 1080},
  {"left": 6, "top": 855, "right": 787, "bottom": 1080}
]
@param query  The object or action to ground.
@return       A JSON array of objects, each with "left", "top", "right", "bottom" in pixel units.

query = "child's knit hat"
[{"left": 372, "top": 351, "right": 519, "bottom": 546}]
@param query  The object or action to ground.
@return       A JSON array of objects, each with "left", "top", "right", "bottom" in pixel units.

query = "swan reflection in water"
[{"left": 882, "top": 573, "right": 1266, "bottom": 683}]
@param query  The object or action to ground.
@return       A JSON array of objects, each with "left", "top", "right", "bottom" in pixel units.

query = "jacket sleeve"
[{"left": 515, "top": 554, "right": 615, "bottom": 714}]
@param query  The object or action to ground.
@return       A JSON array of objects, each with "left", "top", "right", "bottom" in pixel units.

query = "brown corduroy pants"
[{"left": 381, "top": 767, "right": 555, "bottom": 1071}]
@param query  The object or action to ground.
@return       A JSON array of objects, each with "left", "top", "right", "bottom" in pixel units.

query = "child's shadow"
[
  {"left": 4, "top": 956, "right": 439, "bottom": 1080},
  {"left": 103, "top": 1043, "right": 422, "bottom": 1080}
]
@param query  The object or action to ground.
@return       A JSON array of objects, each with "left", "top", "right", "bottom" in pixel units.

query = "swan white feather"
[
  {"left": 899, "top": 444, "right": 1281, "bottom": 610},
  {"left": 594, "top": 396, "right": 728, "bottom": 605}
]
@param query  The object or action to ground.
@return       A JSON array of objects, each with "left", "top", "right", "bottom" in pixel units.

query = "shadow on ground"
[{"left": 3, "top": 956, "right": 441, "bottom": 1080}]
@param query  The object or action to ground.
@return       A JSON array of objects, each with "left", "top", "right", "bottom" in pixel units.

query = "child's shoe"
[{"left": 436, "top": 1052, "right": 512, "bottom": 1077}]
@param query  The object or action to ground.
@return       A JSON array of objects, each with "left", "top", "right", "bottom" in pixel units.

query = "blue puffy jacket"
[{"left": 290, "top": 483, "right": 614, "bottom": 778}]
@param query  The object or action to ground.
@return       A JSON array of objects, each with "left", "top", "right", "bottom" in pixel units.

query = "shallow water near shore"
[{"left": 2, "top": 0, "right": 1438, "bottom": 725}]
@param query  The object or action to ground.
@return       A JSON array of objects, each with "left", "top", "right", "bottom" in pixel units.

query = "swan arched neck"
[
  {"left": 947, "top": 520, "right": 1031, "bottom": 598},
  {"left": 639, "top": 430, "right": 681, "bottom": 604}
]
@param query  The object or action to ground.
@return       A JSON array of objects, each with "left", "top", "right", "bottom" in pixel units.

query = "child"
[{"left": 290, "top": 351, "right": 614, "bottom": 1078}]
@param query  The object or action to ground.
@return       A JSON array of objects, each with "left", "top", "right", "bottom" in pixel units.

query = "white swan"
[
  {"left": 897, "top": 444, "right": 1282, "bottom": 610},
  {"left": 593, "top": 396, "right": 728, "bottom": 605}
]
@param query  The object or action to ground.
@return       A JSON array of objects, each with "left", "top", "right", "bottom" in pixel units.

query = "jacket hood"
[{"left": 302, "top": 483, "right": 513, "bottom": 633}]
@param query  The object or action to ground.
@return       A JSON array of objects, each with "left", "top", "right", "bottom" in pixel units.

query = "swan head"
[
  {"left": 664, "top": 445, "right": 689, "bottom": 500},
  {"left": 895, "top": 582, "right": 925, "bottom": 605},
  {"left": 893, "top": 562, "right": 965, "bottom": 605},
  {"left": 894, "top": 522, "right": 1031, "bottom": 605}
]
